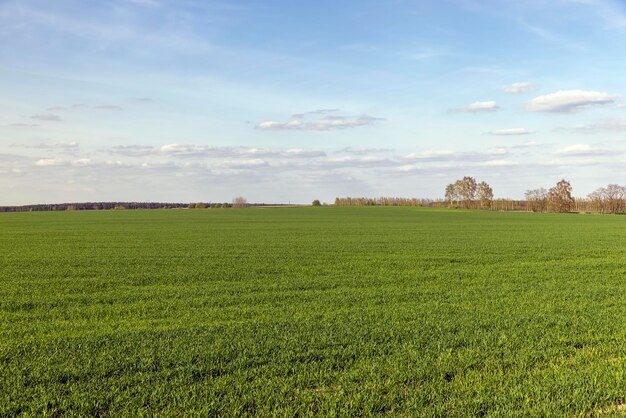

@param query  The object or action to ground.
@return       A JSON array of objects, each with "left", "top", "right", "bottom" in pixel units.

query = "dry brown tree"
[
  {"left": 232, "top": 196, "right": 249, "bottom": 208},
  {"left": 548, "top": 179, "right": 574, "bottom": 212},
  {"left": 525, "top": 188, "right": 548, "bottom": 212},
  {"left": 477, "top": 181, "right": 494, "bottom": 209}
]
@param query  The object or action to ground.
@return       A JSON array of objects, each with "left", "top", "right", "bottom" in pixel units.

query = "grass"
[{"left": 1, "top": 207, "right": 625, "bottom": 416}]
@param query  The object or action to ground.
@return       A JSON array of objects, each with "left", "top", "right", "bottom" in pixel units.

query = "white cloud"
[
  {"left": 488, "top": 128, "right": 530, "bottom": 136},
  {"left": 335, "top": 147, "right": 392, "bottom": 155},
  {"left": 457, "top": 101, "right": 499, "bottom": 112},
  {"left": 481, "top": 159, "right": 519, "bottom": 167},
  {"left": 503, "top": 82, "right": 538, "bottom": 94},
  {"left": 255, "top": 120, "right": 304, "bottom": 130},
  {"left": 148, "top": 144, "right": 326, "bottom": 159},
  {"left": 309, "top": 115, "right": 385, "bottom": 130},
  {"left": 527, "top": 90, "right": 617, "bottom": 113},
  {"left": 403, "top": 148, "right": 507, "bottom": 163},
  {"left": 568, "top": 118, "right": 626, "bottom": 133},
  {"left": 72, "top": 158, "right": 93, "bottom": 166},
  {"left": 35, "top": 158, "right": 63, "bottom": 166},
  {"left": 281, "top": 148, "right": 326, "bottom": 158},
  {"left": 255, "top": 114, "right": 384, "bottom": 131},
  {"left": 217, "top": 159, "right": 268, "bottom": 169},
  {"left": 108, "top": 145, "right": 155, "bottom": 157},
  {"left": 404, "top": 150, "right": 456, "bottom": 160},
  {"left": 255, "top": 109, "right": 385, "bottom": 131},
  {"left": 13, "top": 141, "right": 79, "bottom": 150},
  {"left": 557, "top": 144, "right": 610, "bottom": 156}
]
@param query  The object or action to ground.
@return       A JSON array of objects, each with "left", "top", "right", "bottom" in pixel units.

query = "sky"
[{"left": 1, "top": 0, "right": 626, "bottom": 205}]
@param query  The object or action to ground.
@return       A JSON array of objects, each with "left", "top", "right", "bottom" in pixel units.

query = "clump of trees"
[
  {"left": 232, "top": 196, "right": 248, "bottom": 208},
  {"left": 524, "top": 188, "right": 548, "bottom": 212},
  {"left": 312, "top": 199, "right": 321, "bottom": 206},
  {"left": 587, "top": 184, "right": 626, "bottom": 214},
  {"left": 525, "top": 179, "right": 574, "bottom": 213},
  {"left": 444, "top": 176, "right": 493, "bottom": 209},
  {"left": 188, "top": 202, "right": 207, "bottom": 209}
]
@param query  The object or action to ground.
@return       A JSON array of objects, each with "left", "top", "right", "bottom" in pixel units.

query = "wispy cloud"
[
  {"left": 107, "top": 144, "right": 328, "bottom": 159},
  {"left": 30, "top": 114, "right": 62, "bottom": 122},
  {"left": 335, "top": 147, "right": 393, "bottom": 155},
  {"left": 403, "top": 148, "right": 507, "bottom": 162},
  {"left": 557, "top": 144, "right": 612, "bottom": 156},
  {"left": 13, "top": 141, "right": 79, "bottom": 150},
  {"left": 255, "top": 112, "right": 385, "bottom": 131},
  {"left": 291, "top": 109, "right": 338, "bottom": 119},
  {"left": 255, "top": 120, "right": 304, "bottom": 130},
  {"left": 527, "top": 90, "right": 617, "bottom": 113},
  {"left": 108, "top": 145, "right": 157, "bottom": 157},
  {"left": 488, "top": 128, "right": 531, "bottom": 136},
  {"left": 35, "top": 158, "right": 64, "bottom": 167},
  {"left": 502, "top": 82, "right": 538, "bottom": 94},
  {"left": 567, "top": 118, "right": 626, "bottom": 133},
  {"left": 454, "top": 101, "right": 499, "bottom": 113}
]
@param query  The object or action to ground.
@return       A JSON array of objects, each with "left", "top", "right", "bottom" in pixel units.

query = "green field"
[{"left": 1, "top": 207, "right": 625, "bottom": 416}]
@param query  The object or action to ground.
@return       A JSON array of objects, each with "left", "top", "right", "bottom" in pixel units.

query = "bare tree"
[
  {"left": 232, "top": 196, "right": 248, "bottom": 208},
  {"left": 548, "top": 179, "right": 574, "bottom": 212},
  {"left": 525, "top": 188, "right": 548, "bottom": 212},
  {"left": 588, "top": 184, "right": 626, "bottom": 213},
  {"left": 444, "top": 184, "right": 457, "bottom": 208},
  {"left": 458, "top": 176, "right": 477, "bottom": 208},
  {"left": 444, "top": 177, "right": 488, "bottom": 209},
  {"left": 477, "top": 181, "right": 493, "bottom": 209}
]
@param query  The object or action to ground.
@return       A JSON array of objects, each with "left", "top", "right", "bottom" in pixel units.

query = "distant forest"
[{"left": 0, "top": 200, "right": 287, "bottom": 213}]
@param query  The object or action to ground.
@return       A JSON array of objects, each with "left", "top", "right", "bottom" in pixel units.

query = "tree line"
[
  {"left": 0, "top": 197, "right": 259, "bottom": 212},
  {"left": 0, "top": 202, "right": 188, "bottom": 212},
  {"left": 335, "top": 178, "right": 626, "bottom": 214},
  {"left": 334, "top": 197, "right": 436, "bottom": 207}
]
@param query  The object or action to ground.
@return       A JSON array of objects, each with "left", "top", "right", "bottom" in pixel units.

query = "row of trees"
[
  {"left": 0, "top": 202, "right": 190, "bottom": 212},
  {"left": 334, "top": 197, "right": 436, "bottom": 207},
  {"left": 188, "top": 197, "right": 249, "bottom": 209},
  {"left": 336, "top": 178, "right": 626, "bottom": 214},
  {"left": 525, "top": 181, "right": 626, "bottom": 214},
  {"left": 525, "top": 180, "right": 575, "bottom": 213},
  {"left": 587, "top": 184, "right": 626, "bottom": 214},
  {"left": 444, "top": 177, "right": 493, "bottom": 209},
  {"left": 0, "top": 197, "right": 251, "bottom": 212}
]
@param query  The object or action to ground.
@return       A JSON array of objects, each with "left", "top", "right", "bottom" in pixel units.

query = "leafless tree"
[
  {"left": 444, "top": 184, "right": 457, "bottom": 207},
  {"left": 588, "top": 184, "right": 626, "bottom": 213},
  {"left": 458, "top": 176, "right": 477, "bottom": 208},
  {"left": 477, "top": 181, "right": 493, "bottom": 209},
  {"left": 548, "top": 179, "right": 574, "bottom": 212},
  {"left": 232, "top": 196, "right": 249, "bottom": 208},
  {"left": 444, "top": 176, "right": 482, "bottom": 208},
  {"left": 525, "top": 188, "right": 548, "bottom": 212}
]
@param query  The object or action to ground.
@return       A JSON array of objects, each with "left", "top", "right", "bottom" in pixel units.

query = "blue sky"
[{"left": 1, "top": 0, "right": 626, "bottom": 204}]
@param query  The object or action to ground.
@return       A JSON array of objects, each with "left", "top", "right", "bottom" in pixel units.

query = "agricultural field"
[{"left": 1, "top": 207, "right": 625, "bottom": 416}]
